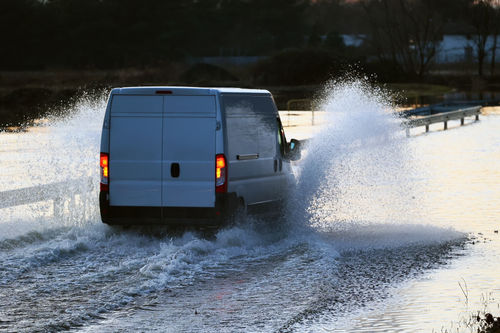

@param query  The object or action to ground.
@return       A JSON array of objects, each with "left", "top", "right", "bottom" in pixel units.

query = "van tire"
[
  {"left": 236, "top": 198, "right": 247, "bottom": 217},
  {"left": 222, "top": 197, "right": 246, "bottom": 226}
]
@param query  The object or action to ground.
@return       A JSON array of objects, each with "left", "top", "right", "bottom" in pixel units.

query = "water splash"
[
  {"left": 0, "top": 92, "right": 107, "bottom": 235},
  {"left": 289, "top": 79, "right": 421, "bottom": 232}
]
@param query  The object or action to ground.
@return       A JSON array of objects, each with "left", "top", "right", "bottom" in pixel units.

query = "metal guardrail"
[
  {"left": 403, "top": 106, "right": 481, "bottom": 136},
  {"left": 286, "top": 99, "right": 312, "bottom": 110},
  {"left": 0, "top": 177, "right": 95, "bottom": 217},
  {"left": 279, "top": 110, "right": 320, "bottom": 128},
  {"left": 286, "top": 99, "right": 315, "bottom": 126}
]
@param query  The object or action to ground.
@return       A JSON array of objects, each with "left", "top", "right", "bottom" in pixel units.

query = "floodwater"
[{"left": 0, "top": 82, "right": 499, "bottom": 332}]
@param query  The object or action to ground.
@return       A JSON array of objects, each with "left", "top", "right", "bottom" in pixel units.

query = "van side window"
[
  {"left": 222, "top": 95, "right": 279, "bottom": 160},
  {"left": 222, "top": 95, "right": 278, "bottom": 117}
]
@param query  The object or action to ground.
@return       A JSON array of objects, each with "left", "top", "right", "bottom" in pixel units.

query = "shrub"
[
  {"left": 179, "top": 63, "right": 238, "bottom": 85},
  {"left": 252, "top": 48, "right": 339, "bottom": 86}
]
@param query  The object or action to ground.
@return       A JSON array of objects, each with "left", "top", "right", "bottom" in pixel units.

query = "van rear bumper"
[{"left": 99, "top": 192, "right": 239, "bottom": 226}]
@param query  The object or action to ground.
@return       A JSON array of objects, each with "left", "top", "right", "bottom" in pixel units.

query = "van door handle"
[
  {"left": 171, "top": 163, "right": 180, "bottom": 178},
  {"left": 237, "top": 154, "right": 259, "bottom": 160}
]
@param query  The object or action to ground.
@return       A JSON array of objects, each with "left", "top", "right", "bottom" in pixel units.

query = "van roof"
[{"left": 111, "top": 87, "right": 271, "bottom": 96}]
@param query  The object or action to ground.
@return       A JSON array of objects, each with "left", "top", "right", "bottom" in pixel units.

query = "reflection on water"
[
  {"left": 398, "top": 90, "right": 500, "bottom": 108},
  {"left": 444, "top": 90, "right": 500, "bottom": 103},
  {"left": 308, "top": 113, "right": 500, "bottom": 333}
]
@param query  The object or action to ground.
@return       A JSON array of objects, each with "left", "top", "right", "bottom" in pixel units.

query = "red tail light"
[
  {"left": 100, "top": 152, "right": 109, "bottom": 191},
  {"left": 215, "top": 154, "right": 227, "bottom": 193}
]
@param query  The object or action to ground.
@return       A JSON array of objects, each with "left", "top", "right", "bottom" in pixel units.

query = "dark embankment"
[
  {"left": 0, "top": 67, "right": 322, "bottom": 128},
  {"left": 2, "top": 66, "right": 500, "bottom": 128}
]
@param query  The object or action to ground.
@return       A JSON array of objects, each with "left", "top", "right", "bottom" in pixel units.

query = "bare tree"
[
  {"left": 468, "top": 0, "right": 499, "bottom": 76},
  {"left": 361, "top": 0, "right": 444, "bottom": 77},
  {"left": 489, "top": 4, "right": 500, "bottom": 75}
]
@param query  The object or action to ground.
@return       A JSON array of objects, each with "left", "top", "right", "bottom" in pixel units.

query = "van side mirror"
[{"left": 286, "top": 139, "right": 302, "bottom": 161}]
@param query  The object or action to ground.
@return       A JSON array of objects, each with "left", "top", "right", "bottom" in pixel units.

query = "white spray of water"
[
  {"left": 0, "top": 92, "right": 107, "bottom": 237},
  {"left": 288, "top": 79, "right": 460, "bottom": 245}
]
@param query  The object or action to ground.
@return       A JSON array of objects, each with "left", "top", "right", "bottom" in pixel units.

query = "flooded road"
[{"left": 0, "top": 82, "right": 499, "bottom": 332}]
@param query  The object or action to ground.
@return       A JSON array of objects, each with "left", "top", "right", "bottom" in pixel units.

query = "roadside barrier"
[
  {"left": 402, "top": 106, "right": 481, "bottom": 136},
  {"left": 0, "top": 177, "right": 95, "bottom": 219}
]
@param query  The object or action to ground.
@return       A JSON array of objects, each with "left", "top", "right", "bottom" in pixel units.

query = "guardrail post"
[
  {"left": 460, "top": 118, "right": 464, "bottom": 125},
  {"left": 286, "top": 99, "right": 313, "bottom": 127},
  {"left": 444, "top": 121, "right": 448, "bottom": 130},
  {"left": 82, "top": 196, "right": 88, "bottom": 221},
  {"left": 425, "top": 125, "right": 429, "bottom": 132},
  {"left": 475, "top": 114, "right": 479, "bottom": 121},
  {"left": 53, "top": 198, "right": 64, "bottom": 219},
  {"left": 69, "top": 196, "right": 75, "bottom": 220}
]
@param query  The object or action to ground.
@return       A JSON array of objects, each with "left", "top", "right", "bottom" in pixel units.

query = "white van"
[{"left": 99, "top": 87, "right": 301, "bottom": 225}]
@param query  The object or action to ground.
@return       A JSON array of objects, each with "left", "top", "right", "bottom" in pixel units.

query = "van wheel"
[
  {"left": 227, "top": 198, "right": 246, "bottom": 225},
  {"left": 237, "top": 198, "right": 247, "bottom": 214}
]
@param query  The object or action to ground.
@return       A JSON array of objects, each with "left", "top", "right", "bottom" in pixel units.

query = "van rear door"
[
  {"left": 162, "top": 95, "right": 216, "bottom": 207},
  {"left": 109, "top": 95, "right": 163, "bottom": 206}
]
